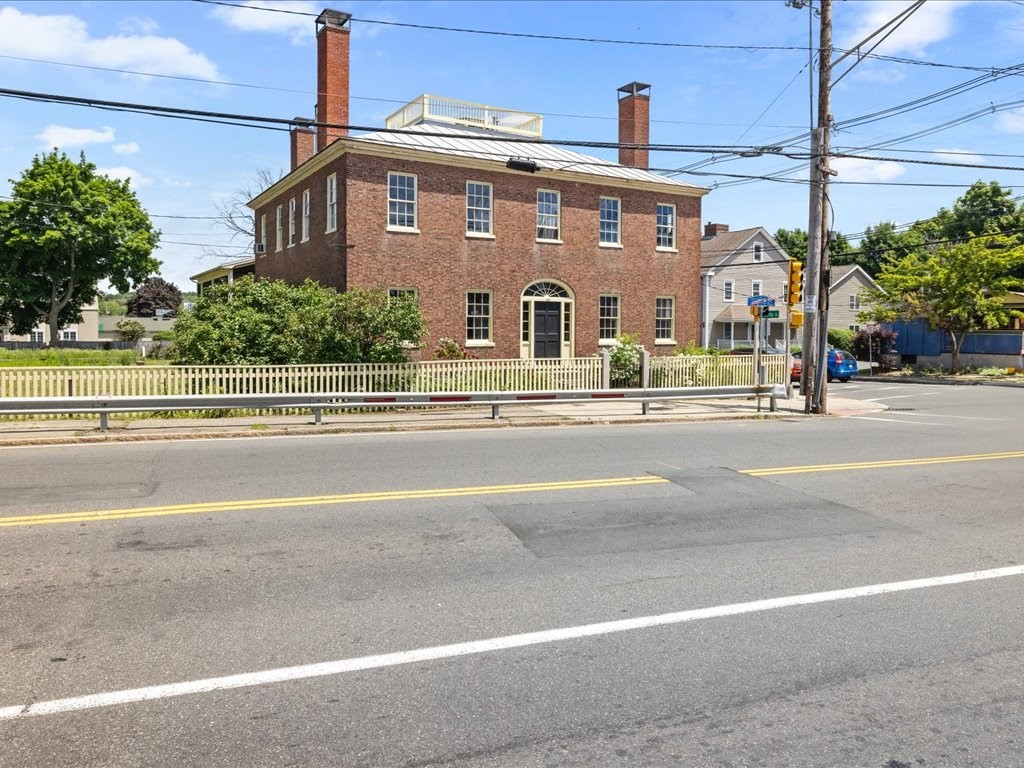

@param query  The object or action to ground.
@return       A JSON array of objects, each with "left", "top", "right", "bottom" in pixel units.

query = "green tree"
[
  {"left": 127, "top": 276, "right": 182, "bottom": 317},
  {"left": 854, "top": 222, "right": 926, "bottom": 277},
  {"left": 860, "top": 235, "right": 1024, "bottom": 373},
  {"left": 931, "top": 181, "right": 1024, "bottom": 242},
  {"left": 116, "top": 318, "right": 146, "bottom": 343},
  {"left": 0, "top": 151, "right": 159, "bottom": 345},
  {"left": 170, "top": 277, "right": 425, "bottom": 365},
  {"left": 773, "top": 228, "right": 807, "bottom": 261}
]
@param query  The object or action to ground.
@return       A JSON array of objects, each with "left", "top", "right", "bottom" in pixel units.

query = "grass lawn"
[{"left": 0, "top": 348, "right": 149, "bottom": 367}]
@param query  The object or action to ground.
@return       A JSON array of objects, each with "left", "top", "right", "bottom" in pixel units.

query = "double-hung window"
[
  {"left": 599, "top": 294, "right": 620, "bottom": 341},
  {"left": 723, "top": 280, "right": 735, "bottom": 302},
  {"left": 275, "top": 205, "right": 283, "bottom": 251},
  {"left": 259, "top": 214, "right": 267, "bottom": 255},
  {"left": 466, "top": 291, "right": 492, "bottom": 343},
  {"left": 466, "top": 181, "right": 492, "bottom": 235},
  {"left": 752, "top": 280, "right": 762, "bottom": 297},
  {"left": 600, "top": 197, "right": 621, "bottom": 245},
  {"left": 301, "top": 189, "right": 310, "bottom": 242},
  {"left": 326, "top": 173, "right": 337, "bottom": 233},
  {"left": 753, "top": 242, "right": 764, "bottom": 262},
  {"left": 388, "top": 287, "right": 418, "bottom": 303},
  {"left": 388, "top": 172, "right": 417, "bottom": 230},
  {"left": 288, "top": 198, "right": 296, "bottom": 247},
  {"left": 849, "top": 294, "right": 860, "bottom": 310},
  {"left": 537, "top": 190, "right": 560, "bottom": 241},
  {"left": 656, "top": 203, "right": 676, "bottom": 249},
  {"left": 655, "top": 297, "right": 675, "bottom": 343}
]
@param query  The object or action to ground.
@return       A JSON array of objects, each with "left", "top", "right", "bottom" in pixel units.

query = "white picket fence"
[{"left": 0, "top": 355, "right": 786, "bottom": 420}]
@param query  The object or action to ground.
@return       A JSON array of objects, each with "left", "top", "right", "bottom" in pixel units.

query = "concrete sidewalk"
[{"left": 0, "top": 394, "right": 884, "bottom": 446}]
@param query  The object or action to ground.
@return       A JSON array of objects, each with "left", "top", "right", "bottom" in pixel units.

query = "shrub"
[
  {"left": 608, "top": 333, "right": 643, "bottom": 387},
  {"left": 433, "top": 337, "right": 476, "bottom": 360},
  {"left": 827, "top": 328, "right": 856, "bottom": 353},
  {"left": 851, "top": 327, "right": 898, "bottom": 361},
  {"left": 116, "top": 319, "right": 146, "bottom": 343}
]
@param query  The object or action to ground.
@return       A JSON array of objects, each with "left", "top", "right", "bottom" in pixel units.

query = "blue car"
[{"left": 791, "top": 349, "right": 858, "bottom": 383}]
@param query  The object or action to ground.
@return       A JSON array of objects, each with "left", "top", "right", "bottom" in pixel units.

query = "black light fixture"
[{"left": 506, "top": 157, "right": 539, "bottom": 173}]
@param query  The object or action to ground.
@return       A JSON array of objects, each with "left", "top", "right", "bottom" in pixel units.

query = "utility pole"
[{"left": 802, "top": 0, "right": 832, "bottom": 414}]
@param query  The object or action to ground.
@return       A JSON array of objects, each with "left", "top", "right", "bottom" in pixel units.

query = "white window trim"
[
  {"left": 325, "top": 173, "right": 337, "bottom": 234},
  {"left": 655, "top": 296, "right": 676, "bottom": 345},
  {"left": 275, "top": 205, "right": 283, "bottom": 252},
  {"left": 465, "top": 290, "right": 493, "bottom": 345},
  {"left": 598, "top": 293, "right": 621, "bottom": 344},
  {"left": 301, "top": 189, "right": 310, "bottom": 243},
  {"left": 599, "top": 196, "right": 622, "bottom": 247},
  {"left": 387, "top": 171, "right": 419, "bottom": 233},
  {"left": 466, "top": 180, "right": 493, "bottom": 237},
  {"left": 753, "top": 241, "right": 764, "bottom": 263},
  {"left": 723, "top": 280, "right": 735, "bottom": 303},
  {"left": 287, "top": 197, "right": 296, "bottom": 248},
  {"left": 751, "top": 280, "right": 762, "bottom": 297},
  {"left": 656, "top": 202, "right": 677, "bottom": 251},
  {"left": 850, "top": 294, "right": 860, "bottom": 309},
  {"left": 259, "top": 213, "right": 267, "bottom": 257},
  {"left": 536, "top": 188, "right": 561, "bottom": 243}
]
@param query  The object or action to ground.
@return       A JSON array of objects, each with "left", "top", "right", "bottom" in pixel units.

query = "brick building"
[{"left": 249, "top": 9, "right": 708, "bottom": 359}]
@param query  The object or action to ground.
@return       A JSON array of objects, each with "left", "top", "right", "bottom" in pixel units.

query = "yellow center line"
[
  {"left": 742, "top": 450, "right": 1024, "bottom": 477},
  {"left": 0, "top": 476, "right": 669, "bottom": 529}
]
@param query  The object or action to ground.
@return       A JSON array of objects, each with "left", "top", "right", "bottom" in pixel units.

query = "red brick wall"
[
  {"left": 316, "top": 23, "right": 349, "bottom": 151},
  {"left": 255, "top": 150, "right": 701, "bottom": 358}
]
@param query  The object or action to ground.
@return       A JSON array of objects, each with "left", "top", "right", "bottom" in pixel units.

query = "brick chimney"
[
  {"left": 290, "top": 118, "right": 315, "bottom": 170},
  {"left": 617, "top": 82, "right": 650, "bottom": 170},
  {"left": 316, "top": 9, "right": 351, "bottom": 152},
  {"left": 704, "top": 222, "right": 730, "bottom": 237}
]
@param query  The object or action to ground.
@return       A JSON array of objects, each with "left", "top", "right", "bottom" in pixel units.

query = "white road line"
[
  {"left": 865, "top": 393, "right": 936, "bottom": 402},
  {"left": 894, "top": 412, "right": 1006, "bottom": 422},
  {"left": 2, "top": 564, "right": 1023, "bottom": 720},
  {"left": 850, "top": 416, "right": 945, "bottom": 425},
  {"left": 862, "top": 386, "right": 907, "bottom": 392}
]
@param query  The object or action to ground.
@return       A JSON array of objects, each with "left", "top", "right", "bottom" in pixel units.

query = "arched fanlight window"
[{"left": 523, "top": 282, "right": 570, "bottom": 299}]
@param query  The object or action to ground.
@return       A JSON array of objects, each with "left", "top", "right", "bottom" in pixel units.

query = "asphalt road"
[{"left": 2, "top": 382, "right": 1022, "bottom": 767}]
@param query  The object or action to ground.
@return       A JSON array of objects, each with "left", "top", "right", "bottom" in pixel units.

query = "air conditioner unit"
[{"left": 254, "top": 242, "right": 266, "bottom": 255}]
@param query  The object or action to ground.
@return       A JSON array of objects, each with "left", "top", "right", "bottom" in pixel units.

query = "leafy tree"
[
  {"left": 116, "top": 318, "right": 146, "bottom": 343},
  {"left": 0, "top": 151, "right": 159, "bottom": 345},
  {"left": 928, "top": 180, "right": 1024, "bottom": 243},
  {"left": 851, "top": 327, "right": 897, "bottom": 361},
  {"left": 773, "top": 228, "right": 807, "bottom": 262},
  {"left": 853, "top": 222, "right": 926, "bottom": 277},
  {"left": 127, "top": 276, "right": 182, "bottom": 317},
  {"left": 826, "top": 328, "right": 856, "bottom": 353},
  {"left": 860, "top": 235, "right": 1024, "bottom": 373},
  {"left": 99, "top": 297, "right": 128, "bottom": 316},
  {"left": 170, "top": 276, "right": 425, "bottom": 365}
]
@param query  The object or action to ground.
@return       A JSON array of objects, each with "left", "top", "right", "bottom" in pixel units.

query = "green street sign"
[{"left": 763, "top": 310, "right": 780, "bottom": 318}]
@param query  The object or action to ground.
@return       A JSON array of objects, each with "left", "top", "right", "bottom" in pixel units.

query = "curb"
[{"left": 856, "top": 376, "right": 1024, "bottom": 388}]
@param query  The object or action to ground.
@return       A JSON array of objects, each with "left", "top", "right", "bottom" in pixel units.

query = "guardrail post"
[
  {"left": 100, "top": 413, "right": 108, "bottom": 431},
  {"left": 314, "top": 407, "right": 322, "bottom": 426},
  {"left": 641, "top": 349, "right": 651, "bottom": 415},
  {"left": 491, "top": 404, "right": 500, "bottom": 419}
]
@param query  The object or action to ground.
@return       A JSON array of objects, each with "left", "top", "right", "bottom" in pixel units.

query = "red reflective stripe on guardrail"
[
  {"left": 429, "top": 396, "right": 472, "bottom": 402},
  {"left": 364, "top": 397, "right": 397, "bottom": 403},
  {"left": 591, "top": 393, "right": 626, "bottom": 399},
  {"left": 516, "top": 394, "right": 557, "bottom": 401}
]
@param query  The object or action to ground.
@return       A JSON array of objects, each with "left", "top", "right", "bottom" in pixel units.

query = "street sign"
[
  {"left": 763, "top": 310, "right": 780, "bottom": 318},
  {"left": 747, "top": 296, "right": 776, "bottom": 307}
]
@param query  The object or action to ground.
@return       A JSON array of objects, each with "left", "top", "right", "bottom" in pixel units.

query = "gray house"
[
  {"left": 700, "top": 223, "right": 794, "bottom": 349},
  {"left": 827, "top": 264, "right": 879, "bottom": 331}
]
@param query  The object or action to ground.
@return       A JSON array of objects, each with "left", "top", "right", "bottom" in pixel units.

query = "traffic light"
[{"left": 787, "top": 260, "right": 804, "bottom": 306}]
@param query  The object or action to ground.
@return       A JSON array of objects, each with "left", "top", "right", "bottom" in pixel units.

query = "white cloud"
[
  {"left": 96, "top": 166, "right": 152, "bottom": 187},
  {"left": 163, "top": 178, "right": 193, "bottom": 189},
  {"left": 0, "top": 7, "right": 220, "bottom": 80},
  {"left": 36, "top": 125, "right": 115, "bottom": 148},
  {"left": 210, "top": 1, "right": 319, "bottom": 45},
  {"left": 831, "top": 157, "right": 905, "bottom": 182},
  {"left": 933, "top": 148, "right": 985, "bottom": 165},
  {"left": 839, "top": 1, "right": 965, "bottom": 58},
  {"left": 996, "top": 108, "right": 1024, "bottom": 133},
  {"left": 113, "top": 142, "right": 140, "bottom": 155},
  {"left": 852, "top": 67, "right": 906, "bottom": 86},
  {"left": 118, "top": 16, "right": 160, "bottom": 35}
]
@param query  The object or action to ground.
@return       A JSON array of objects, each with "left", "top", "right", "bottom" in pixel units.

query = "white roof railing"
[{"left": 385, "top": 95, "right": 543, "bottom": 139}]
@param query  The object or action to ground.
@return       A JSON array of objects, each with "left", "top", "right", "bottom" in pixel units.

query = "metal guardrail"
[{"left": 0, "top": 385, "right": 785, "bottom": 431}]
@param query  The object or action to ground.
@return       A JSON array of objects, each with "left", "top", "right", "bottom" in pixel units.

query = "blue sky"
[{"left": 2, "top": 0, "right": 1024, "bottom": 290}]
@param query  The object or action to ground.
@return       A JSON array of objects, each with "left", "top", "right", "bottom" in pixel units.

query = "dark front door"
[{"left": 533, "top": 301, "right": 561, "bottom": 359}]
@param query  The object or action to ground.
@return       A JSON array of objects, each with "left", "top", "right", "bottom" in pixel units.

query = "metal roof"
[{"left": 348, "top": 122, "right": 705, "bottom": 190}]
